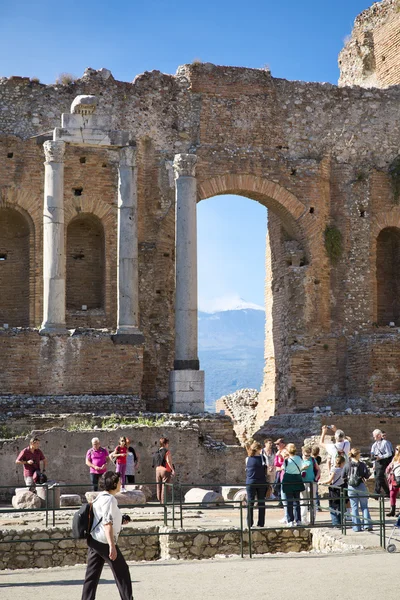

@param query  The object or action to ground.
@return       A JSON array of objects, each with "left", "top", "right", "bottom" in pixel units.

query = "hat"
[{"left": 274, "top": 438, "right": 284, "bottom": 444}]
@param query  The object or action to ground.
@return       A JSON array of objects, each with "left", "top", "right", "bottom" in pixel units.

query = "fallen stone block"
[
  {"left": 220, "top": 486, "right": 244, "bottom": 501},
  {"left": 127, "top": 484, "right": 153, "bottom": 500},
  {"left": 12, "top": 491, "right": 41, "bottom": 509},
  {"left": 85, "top": 491, "right": 102, "bottom": 503},
  {"left": 232, "top": 489, "right": 247, "bottom": 505},
  {"left": 60, "top": 494, "right": 82, "bottom": 507},
  {"left": 184, "top": 488, "right": 224, "bottom": 506},
  {"left": 115, "top": 490, "right": 146, "bottom": 505}
]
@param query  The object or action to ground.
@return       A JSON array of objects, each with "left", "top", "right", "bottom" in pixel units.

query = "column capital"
[
  {"left": 173, "top": 153, "right": 197, "bottom": 179},
  {"left": 43, "top": 140, "right": 66, "bottom": 164},
  {"left": 119, "top": 146, "right": 136, "bottom": 168}
]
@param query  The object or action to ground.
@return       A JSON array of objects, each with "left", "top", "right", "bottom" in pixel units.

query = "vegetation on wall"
[{"left": 324, "top": 224, "right": 343, "bottom": 265}]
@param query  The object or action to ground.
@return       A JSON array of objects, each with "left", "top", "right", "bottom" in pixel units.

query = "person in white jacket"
[{"left": 81, "top": 471, "right": 133, "bottom": 600}]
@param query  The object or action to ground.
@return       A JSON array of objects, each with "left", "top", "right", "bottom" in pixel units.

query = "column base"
[
  {"left": 174, "top": 359, "right": 200, "bottom": 370},
  {"left": 169, "top": 370, "right": 205, "bottom": 414},
  {"left": 112, "top": 329, "right": 145, "bottom": 345},
  {"left": 39, "top": 324, "right": 69, "bottom": 335}
]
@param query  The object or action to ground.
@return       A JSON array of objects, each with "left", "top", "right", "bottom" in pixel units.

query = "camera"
[{"left": 122, "top": 514, "right": 131, "bottom": 525}]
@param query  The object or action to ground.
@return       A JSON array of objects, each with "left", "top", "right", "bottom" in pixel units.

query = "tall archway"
[
  {"left": 377, "top": 227, "right": 400, "bottom": 326},
  {"left": 0, "top": 207, "right": 30, "bottom": 326},
  {"left": 66, "top": 214, "right": 105, "bottom": 312},
  {"left": 197, "top": 175, "right": 310, "bottom": 422}
]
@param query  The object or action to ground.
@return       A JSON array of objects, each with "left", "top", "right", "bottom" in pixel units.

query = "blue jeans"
[
  {"left": 347, "top": 483, "right": 372, "bottom": 531},
  {"left": 246, "top": 484, "right": 267, "bottom": 527},
  {"left": 281, "top": 490, "right": 301, "bottom": 523},
  {"left": 90, "top": 473, "right": 101, "bottom": 491}
]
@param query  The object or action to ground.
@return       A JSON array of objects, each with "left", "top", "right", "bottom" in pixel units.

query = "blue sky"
[{"left": 0, "top": 0, "right": 370, "bottom": 310}]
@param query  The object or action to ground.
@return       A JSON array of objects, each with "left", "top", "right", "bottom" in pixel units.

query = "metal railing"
[{"left": 0, "top": 480, "right": 390, "bottom": 558}]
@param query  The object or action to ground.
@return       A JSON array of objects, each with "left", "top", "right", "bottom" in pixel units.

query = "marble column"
[
  {"left": 116, "top": 146, "right": 142, "bottom": 337},
  {"left": 173, "top": 153, "right": 199, "bottom": 370},
  {"left": 40, "top": 140, "right": 67, "bottom": 334}
]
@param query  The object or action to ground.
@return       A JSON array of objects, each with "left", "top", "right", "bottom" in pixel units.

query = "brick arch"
[
  {"left": 371, "top": 210, "right": 400, "bottom": 323},
  {"left": 0, "top": 206, "right": 32, "bottom": 327},
  {"left": 0, "top": 191, "right": 38, "bottom": 326},
  {"left": 198, "top": 174, "right": 308, "bottom": 241},
  {"left": 64, "top": 197, "right": 115, "bottom": 229}
]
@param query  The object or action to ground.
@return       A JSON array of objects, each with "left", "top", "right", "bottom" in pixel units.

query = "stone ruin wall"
[
  {"left": 0, "top": 419, "right": 241, "bottom": 496},
  {"left": 3, "top": 57, "right": 400, "bottom": 416},
  {"left": 339, "top": 0, "right": 400, "bottom": 88}
]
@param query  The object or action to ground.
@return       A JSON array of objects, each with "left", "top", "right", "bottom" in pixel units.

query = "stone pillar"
[
  {"left": 169, "top": 153, "right": 204, "bottom": 413},
  {"left": 40, "top": 140, "right": 67, "bottom": 334},
  {"left": 116, "top": 147, "right": 143, "bottom": 340}
]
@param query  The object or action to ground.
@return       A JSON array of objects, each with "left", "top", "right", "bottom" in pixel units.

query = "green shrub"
[{"left": 324, "top": 225, "right": 343, "bottom": 265}]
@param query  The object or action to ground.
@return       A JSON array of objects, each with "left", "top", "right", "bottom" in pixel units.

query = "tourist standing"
[
  {"left": 386, "top": 445, "right": 400, "bottom": 516},
  {"left": 281, "top": 444, "right": 304, "bottom": 527},
  {"left": 273, "top": 438, "right": 288, "bottom": 511},
  {"left": 261, "top": 438, "right": 275, "bottom": 497},
  {"left": 300, "top": 445, "right": 319, "bottom": 524},
  {"left": 154, "top": 437, "right": 175, "bottom": 504},
  {"left": 81, "top": 471, "right": 133, "bottom": 600},
  {"left": 321, "top": 455, "right": 346, "bottom": 527},
  {"left": 16, "top": 437, "right": 47, "bottom": 487},
  {"left": 320, "top": 425, "right": 350, "bottom": 471},
  {"left": 343, "top": 448, "right": 372, "bottom": 532},
  {"left": 111, "top": 437, "right": 129, "bottom": 492},
  {"left": 312, "top": 445, "right": 322, "bottom": 510},
  {"left": 382, "top": 431, "right": 394, "bottom": 460},
  {"left": 125, "top": 438, "right": 140, "bottom": 485},
  {"left": 246, "top": 441, "right": 268, "bottom": 528},
  {"left": 371, "top": 429, "right": 391, "bottom": 496},
  {"left": 86, "top": 438, "right": 110, "bottom": 491}
]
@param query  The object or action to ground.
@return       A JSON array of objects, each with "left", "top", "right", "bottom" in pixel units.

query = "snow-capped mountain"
[{"left": 198, "top": 305, "right": 265, "bottom": 411}]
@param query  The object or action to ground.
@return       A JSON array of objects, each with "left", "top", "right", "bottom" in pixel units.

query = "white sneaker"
[
  {"left": 288, "top": 521, "right": 295, "bottom": 527},
  {"left": 279, "top": 517, "right": 288, "bottom": 524},
  {"left": 121, "top": 487, "right": 127, "bottom": 493}
]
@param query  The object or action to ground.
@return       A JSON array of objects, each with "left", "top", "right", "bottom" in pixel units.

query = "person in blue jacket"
[{"left": 246, "top": 441, "right": 268, "bottom": 528}]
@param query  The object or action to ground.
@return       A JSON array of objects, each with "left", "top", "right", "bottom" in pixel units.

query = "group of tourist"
[
  {"left": 245, "top": 425, "right": 400, "bottom": 532},
  {"left": 15, "top": 434, "right": 175, "bottom": 504}
]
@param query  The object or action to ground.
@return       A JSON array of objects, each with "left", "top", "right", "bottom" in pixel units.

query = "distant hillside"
[{"left": 198, "top": 308, "right": 265, "bottom": 411}]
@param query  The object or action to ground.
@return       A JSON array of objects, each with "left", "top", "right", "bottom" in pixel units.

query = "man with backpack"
[
  {"left": 16, "top": 437, "right": 47, "bottom": 488},
  {"left": 153, "top": 437, "right": 175, "bottom": 504}
]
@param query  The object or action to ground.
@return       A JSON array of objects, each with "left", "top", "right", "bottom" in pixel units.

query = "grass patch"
[
  {"left": 55, "top": 72, "right": 77, "bottom": 85},
  {"left": 0, "top": 424, "right": 13, "bottom": 439},
  {"left": 67, "top": 419, "right": 97, "bottom": 431},
  {"left": 324, "top": 224, "right": 343, "bottom": 265},
  {"left": 101, "top": 414, "right": 167, "bottom": 428}
]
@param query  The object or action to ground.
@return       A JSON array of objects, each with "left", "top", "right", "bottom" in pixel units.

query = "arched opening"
[
  {"left": 197, "top": 176, "right": 309, "bottom": 420},
  {"left": 377, "top": 227, "right": 400, "bottom": 326},
  {"left": 198, "top": 195, "right": 267, "bottom": 411},
  {"left": 66, "top": 214, "right": 105, "bottom": 312},
  {"left": 0, "top": 207, "right": 30, "bottom": 326}
]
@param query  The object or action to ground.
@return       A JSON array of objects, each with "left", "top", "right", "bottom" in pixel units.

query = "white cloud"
[{"left": 199, "top": 293, "right": 264, "bottom": 313}]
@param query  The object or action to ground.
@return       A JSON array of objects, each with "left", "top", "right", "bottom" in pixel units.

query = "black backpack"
[
  {"left": 72, "top": 502, "right": 102, "bottom": 539},
  {"left": 152, "top": 448, "right": 167, "bottom": 468}
]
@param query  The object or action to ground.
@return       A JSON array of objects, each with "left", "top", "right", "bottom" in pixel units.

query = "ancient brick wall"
[
  {"left": 339, "top": 0, "right": 400, "bottom": 88},
  {"left": 2, "top": 57, "right": 400, "bottom": 413},
  {"left": 0, "top": 330, "right": 143, "bottom": 395}
]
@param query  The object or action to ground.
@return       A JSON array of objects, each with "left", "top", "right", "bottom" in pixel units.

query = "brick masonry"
[{"left": 2, "top": 6, "right": 400, "bottom": 415}]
